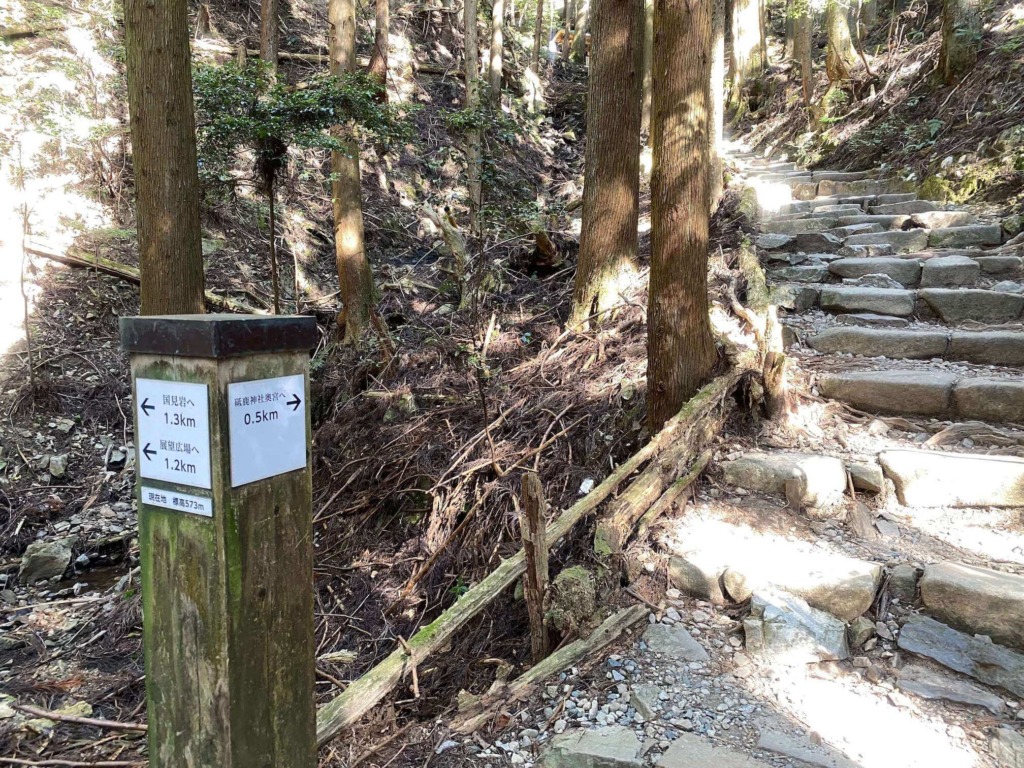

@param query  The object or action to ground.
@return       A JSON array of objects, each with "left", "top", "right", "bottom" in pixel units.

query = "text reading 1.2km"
[
  {"left": 135, "top": 379, "right": 213, "bottom": 489},
  {"left": 227, "top": 374, "right": 308, "bottom": 487}
]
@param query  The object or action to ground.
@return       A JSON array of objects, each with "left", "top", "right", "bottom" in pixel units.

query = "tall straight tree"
[
  {"left": 329, "top": 0, "right": 375, "bottom": 342},
  {"left": 532, "top": 0, "right": 545, "bottom": 70},
  {"left": 793, "top": 0, "right": 813, "bottom": 115},
  {"left": 488, "top": 0, "right": 505, "bottom": 104},
  {"left": 647, "top": 0, "right": 717, "bottom": 430},
  {"left": 570, "top": 0, "right": 643, "bottom": 328},
  {"left": 261, "top": 0, "right": 278, "bottom": 72},
  {"left": 825, "top": 0, "right": 857, "bottom": 82},
  {"left": 939, "top": 0, "right": 981, "bottom": 83},
  {"left": 465, "top": 0, "right": 483, "bottom": 232},
  {"left": 709, "top": 0, "right": 726, "bottom": 209},
  {"left": 641, "top": 0, "right": 654, "bottom": 136},
  {"left": 368, "top": 0, "right": 390, "bottom": 97},
  {"left": 124, "top": 0, "right": 204, "bottom": 315},
  {"left": 571, "top": 1, "right": 589, "bottom": 61},
  {"left": 728, "top": 0, "right": 762, "bottom": 110}
]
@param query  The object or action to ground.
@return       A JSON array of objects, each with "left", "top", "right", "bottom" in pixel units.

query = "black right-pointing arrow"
[
  {"left": 140, "top": 398, "right": 155, "bottom": 416},
  {"left": 143, "top": 443, "right": 157, "bottom": 461},
  {"left": 287, "top": 394, "right": 301, "bottom": 411}
]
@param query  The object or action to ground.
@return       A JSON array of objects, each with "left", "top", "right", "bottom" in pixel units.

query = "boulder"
[
  {"left": 807, "top": 327, "right": 948, "bottom": 360},
  {"left": 869, "top": 200, "right": 938, "bottom": 215},
  {"left": 897, "top": 665, "right": 1006, "bottom": 715},
  {"left": 818, "top": 371, "right": 956, "bottom": 416},
  {"left": 744, "top": 591, "right": 850, "bottom": 664},
  {"left": 910, "top": 210, "right": 976, "bottom": 229},
  {"left": 879, "top": 449, "right": 1024, "bottom": 507},
  {"left": 845, "top": 229, "right": 930, "bottom": 253},
  {"left": 948, "top": 331, "right": 1024, "bottom": 366},
  {"left": 928, "top": 224, "right": 1003, "bottom": 248},
  {"left": 921, "top": 562, "right": 1024, "bottom": 651},
  {"left": 720, "top": 452, "right": 847, "bottom": 509},
  {"left": 954, "top": 379, "right": 1024, "bottom": 423},
  {"left": 847, "top": 462, "right": 884, "bottom": 493},
  {"left": 668, "top": 556, "right": 726, "bottom": 604},
  {"left": 819, "top": 286, "right": 915, "bottom": 316},
  {"left": 919, "top": 288, "right": 1024, "bottom": 324},
  {"left": 897, "top": 614, "right": 1024, "bottom": 698},
  {"left": 19, "top": 540, "right": 72, "bottom": 585},
  {"left": 542, "top": 727, "right": 644, "bottom": 768},
  {"left": 919, "top": 255, "right": 980, "bottom": 287},
  {"left": 643, "top": 624, "right": 710, "bottom": 662},
  {"left": 828, "top": 257, "right": 922, "bottom": 286},
  {"left": 658, "top": 734, "right": 772, "bottom": 768}
]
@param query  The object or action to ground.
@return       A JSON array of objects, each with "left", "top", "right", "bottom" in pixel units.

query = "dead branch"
[
  {"left": 632, "top": 449, "right": 712, "bottom": 542},
  {"left": 519, "top": 473, "right": 549, "bottom": 662},
  {"left": 11, "top": 703, "right": 147, "bottom": 732}
]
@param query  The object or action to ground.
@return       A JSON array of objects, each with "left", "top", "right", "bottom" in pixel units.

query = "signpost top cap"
[{"left": 120, "top": 314, "right": 318, "bottom": 359}]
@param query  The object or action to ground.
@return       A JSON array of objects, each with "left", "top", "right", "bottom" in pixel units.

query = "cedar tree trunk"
[
  {"left": 368, "top": 0, "right": 390, "bottom": 95},
  {"left": 488, "top": 0, "right": 505, "bottom": 104},
  {"left": 709, "top": 0, "right": 726, "bottom": 209},
  {"left": 939, "top": 0, "right": 981, "bottom": 84},
  {"left": 466, "top": 0, "right": 483, "bottom": 232},
  {"left": 826, "top": 0, "right": 857, "bottom": 82}
]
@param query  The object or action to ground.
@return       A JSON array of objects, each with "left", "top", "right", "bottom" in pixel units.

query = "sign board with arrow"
[
  {"left": 135, "top": 378, "right": 212, "bottom": 489},
  {"left": 227, "top": 373, "right": 307, "bottom": 487}
]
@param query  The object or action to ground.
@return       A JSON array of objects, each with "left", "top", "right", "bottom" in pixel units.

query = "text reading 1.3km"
[
  {"left": 227, "top": 374, "right": 308, "bottom": 487},
  {"left": 135, "top": 379, "right": 213, "bottom": 489}
]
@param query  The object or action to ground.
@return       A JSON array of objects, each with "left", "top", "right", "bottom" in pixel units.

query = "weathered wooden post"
[{"left": 120, "top": 314, "right": 318, "bottom": 768}]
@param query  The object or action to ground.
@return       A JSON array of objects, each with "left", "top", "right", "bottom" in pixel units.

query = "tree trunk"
[
  {"left": 794, "top": 0, "right": 813, "bottom": 117},
  {"left": 728, "top": 0, "right": 762, "bottom": 111},
  {"left": 466, "top": 0, "right": 483, "bottom": 233},
  {"left": 561, "top": 0, "right": 574, "bottom": 59},
  {"left": 570, "top": 0, "right": 643, "bottom": 328},
  {"left": 519, "top": 473, "right": 549, "bottom": 663},
  {"left": 124, "top": 0, "right": 205, "bottom": 315},
  {"left": 825, "top": 0, "right": 857, "bottom": 83},
  {"left": 532, "top": 0, "right": 545, "bottom": 70},
  {"left": 709, "top": 0, "right": 726, "bottom": 210},
  {"left": 647, "top": 0, "right": 717, "bottom": 431},
  {"left": 488, "top": 0, "right": 505, "bottom": 104},
  {"left": 329, "top": 0, "right": 375, "bottom": 342},
  {"left": 260, "top": 0, "right": 278, "bottom": 72},
  {"left": 641, "top": 0, "right": 654, "bottom": 136},
  {"left": 758, "top": 0, "right": 768, "bottom": 70},
  {"left": 368, "top": 0, "right": 390, "bottom": 96},
  {"left": 939, "top": 0, "right": 981, "bottom": 84},
  {"left": 571, "top": 1, "right": 588, "bottom": 61},
  {"left": 784, "top": 0, "right": 796, "bottom": 60}
]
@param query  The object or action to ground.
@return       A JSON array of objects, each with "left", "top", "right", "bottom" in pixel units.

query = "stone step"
[
  {"left": 771, "top": 265, "right": 831, "bottom": 283},
  {"left": 819, "top": 178, "right": 913, "bottom": 197},
  {"left": 977, "top": 254, "right": 1024, "bottom": 274},
  {"left": 819, "top": 286, "right": 916, "bottom": 316},
  {"left": 928, "top": 224, "right": 1004, "bottom": 248},
  {"left": 920, "top": 255, "right": 979, "bottom": 287},
  {"left": 875, "top": 192, "right": 920, "bottom": 205},
  {"left": 812, "top": 170, "right": 873, "bottom": 182},
  {"left": 806, "top": 326, "right": 1024, "bottom": 366},
  {"left": 764, "top": 218, "right": 838, "bottom": 236},
  {"left": 918, "top": 288, "right": 1024, "bottom": 324},
  {"left": 920, "top": 562, "right": 1024, "bottom": 649},
  {"left": 818, "top": 370, "right": 1024, "bottom": 422},
  {"left": 828, "top": 256, "right": 922, "bottom": 286},
  {"left": 827, "top": 223, "right": 885, "bottom": 238},
  {"left": 845, "top": 229, "right": 930, "bottom": 253},
  {"left": 911, "top": 211, "right": 977, "bottom": 229},
  {"left": 721, "top": 452, "right": 848, "bottom": 510},
  {"left": 836, "top": 214, "right": 910, "bottom": 230},
  {"left": 869, "top": 200, "right": 939, "bottom": 215}
]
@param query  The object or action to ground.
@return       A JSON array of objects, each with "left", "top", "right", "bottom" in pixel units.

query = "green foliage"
[{"left": 192, "top": 60, "right": 412, "bottom": 190}]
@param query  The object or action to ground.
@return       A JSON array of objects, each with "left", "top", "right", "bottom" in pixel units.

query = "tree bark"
[
  {"left": 570, "top": 0, "right": 643, "bottom": 328},
  {"left": 795, "top": 0, "right": 813, "bottom": 118},
  {"left": 124, "top": 0, "right": 205, "bottom": 315},
  {"left": 825, "top": 0, "right": 857, "bottom": 82},
  {"left": 329, "top": 0, "right": 375, "bottom": 342},
  {"left": 709, "top": 0, "right": 726, "bottom": 210},
  {"left": 465, "top": 0, "right": 483, "bottom": 233},
  {"left": 641, "top": 0, "right": 654, "bottom": 137},
  {"left": 728, "top": 0, "right": 762, "bottom": 111},
  {"left": 561, "top": 0, "right": 574, "bottom": 59},
  {"left": 519, "top": 473, "right": 549, "bottom": 663},
  {"left": 260, "top": 0, "right": 278, "bottom": 73},
  {"left": 570, "top": 1, "right": 589, "bottom": 62},
  {"left": 488, "top": 0, "right": 505, "bottom": 104},
  {"left": 532, "top": 0, "right": 545, "bottom": 70},
  {"left": 368, "top": 0, "right": 390, "bottom": 95},
  {"left": 647, "top": 0, "right": 717, "bottom": 431},
  {"left": 939, "top": 0, "right": 981, "bottom": 84}
]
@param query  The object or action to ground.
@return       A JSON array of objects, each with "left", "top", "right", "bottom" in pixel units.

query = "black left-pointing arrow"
[
  {"left": 141, "top": 398, "right": 155, "bottom": 416},
  {"left": 143, "top": 443, "right": 157, "bottom": 461},
  {"left": 287, "top": 394, "right": 302, "bottom": 411}
]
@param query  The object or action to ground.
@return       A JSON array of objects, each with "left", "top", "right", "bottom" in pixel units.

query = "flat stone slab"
[
  {"left": 757, "top": 233, "right": 794, "bottom": 250},
  {"left": 869, "top": 200, "right": 939, "bottom": 215},
  {"left": 919, "top": 288, "right": 1024, "bottom": 324},
  {"left": 756, "top": 729, "right": 860, "bottom": 768},
  {"left": 807, "top": 327, "right": 948, "bottom": 360},
  {"left": 836, "top": 214, "right": 910, "bottom": 230},
  {"left": 954, "top": 379, "right": 1024, "bottom": 422},
  {"left": 845, "top": 229, "right": 930, "bottom": 253},
  {"left": 819, "top": 178, "right": 910, "bottom": 197},
  {"left": 543, "top": 726, "right": 643, "bottom": 768},
  {"left": 838, "top": 243, "right": 897, "bottom": 258},
  {"left": 991, "top": 728, "right": 1024, "bottom": 768},
  {"left": 829, "top": 257, "right": 922, "bottom": 286},
  {"left": 818, "top": 371, "right": 955, "bottom": 416},
  {"left": 745, "top": 591, "right": 849, "bottom": 664},
  {"left": 976, "top": 255, "right": 1023, "bottom": 274},
  {"left": 897, "top": 614, "right": 1024, "bottom": 698},
  {"left": 828, "top": 223, "right": 884, "bottom": 238},
  {"left": 812, "top": 204, "right": 864, "bottom": 215},
  {"left": 772, "top": 265, "right": 831, "bottom": 283},
  {"left": 721, "top": 452, "right": 847, "bottom": 509},
  {"left": 874, "top": 192, "right": 919, "bottom": 205},
  {"left": 928, "top": 224, "right": 1003, "bottom": 248},
  {"left": 643, "top": 624, "right": 710, "bottom": 662},
  {"left": 819, "top": 286, "right": 916, "bottom": 316},
  {"left": 880, "top": 449, "right": 1024, "bottom": 507},
  {"left": 897, "top": 664, "right": 1006, "bottom": 715},
  {"left": 835, "top": 313, "right": 910, "bottom": 328},
  {"left": 921, "top": 562, "right": 1024, "bottom": 650},
  {"left": 920, "top": 255, "right": 980, "bottom": 287},
  {"left": 782, "top": 232, "right": 845, "bottom": 253},
  {"left": 658, "top": 734, "right": 772, "bottom": 768},
  {"left": 949, "top": 331, "right": 1024, "bottom": 366},
  {"left": 767, "top": 218, "right": 836, "bottom": 236},
  {"left": 668, "top": 556, "right": 726, "bottom": 603},
  {"left": 911, "top": 210, "right": 976, "bottom": 228},
  {"left": 813, "top": 170, "right": 872, "bottom": 182}
]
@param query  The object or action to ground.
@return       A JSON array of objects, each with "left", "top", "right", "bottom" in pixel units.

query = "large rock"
[
  {"left": 723, "top": 553, "right": 881, "bottom": 622},
  {"left": 954, "top": 379, "right": 1024, "bottom": 422},
  {"left": 991, "top": 729, "right": 1024, "bottom": 768},
  {"left": 828, "top": 257, "right": 922, "bottom": 286},
  {"left": 771, "top": 284, "right": 820, "bottom": 312},
  {"left": 847, "top": 462, "right": 884, "bottom": 493},
  {"left": 819, "top": 286, "right": 916, "bottom": 316},
  {"left": 668, "top": 556, "right": 726, "bottom": 604},
  {"left": 910, "top": 210, "right": 976, "bottom": 228},
  {"left": 919, "top": 288, "right": 1024, "bottom": 324},
  {"left": 879, "top": 449, "right": 1024, "bottom": 507},
  {"left": 920, "top": 562, "right": 1024, "bottom": 650},
  {"left": 807, "top": 327, "right": 948, "bottom": 360},
  {"left": 897, "top": 614, "right": 1024, "bottom": 698},
  {"left": 744, "top": 591, "right": 849, "bottom": 664},
  {"left": 757, "top": 233, "right": 793, "bottom": 251},
  {"left": 949, "top": 331, "right": 1024, "bottom": 366},
  {"left": 542, "top": 727, "right": 643, "bottom": 768},
  {"left": 897, "top": 664, "right": 1006, "bottom": 715},
  {"left": 721, "top": 452, "right": 847, "bottom": 510},
  {"left": 658, "top": 734, "right": 772, "bottom": 768},
  {"left": 19, "top": 540, "right": 72, "bottom": 585},
  {"left": 845, "top": 229, "right": 930, "bottom": 253},
  {"left": 919, "top": 255, "right": 980, "bottom": 287},
  {"left": 818, "top": 371, "right": 955, "bottom": 416},
  {"left": 869, "top": 200, "right": 938, "bottom": 215},
  {"left": 643, "top": 624, "right": 710, "bottom": 663},
  {"left": 928, "top": 224, "right": 1003, "bottom": 248}
]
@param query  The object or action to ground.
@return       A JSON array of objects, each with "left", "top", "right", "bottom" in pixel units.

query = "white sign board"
[
  {"left": 141, "top": 486, "right": 213, "bottom": 518},
  {"left": 227, "top": 374, "right": 307, "bottom": 487},
  {"left": 136, "top": 379, "right": 212, "bottom": 489}
]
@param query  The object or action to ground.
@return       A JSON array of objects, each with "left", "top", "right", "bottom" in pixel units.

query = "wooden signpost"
[{"left": 120, "top": 314, "right": 318, "bottom": 768}]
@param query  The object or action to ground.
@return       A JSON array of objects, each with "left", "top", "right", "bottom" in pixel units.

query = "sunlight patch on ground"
[
  {"left": 883, "top": 504, "right": 1024, "bottom": 565},
  {"left": 748, "top": 179, "right": 794, "bottom": 215}
]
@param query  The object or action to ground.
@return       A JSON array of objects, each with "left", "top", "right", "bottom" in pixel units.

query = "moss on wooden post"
[{"left": 121, "top": 315, "right": 318, "bottom": 768}]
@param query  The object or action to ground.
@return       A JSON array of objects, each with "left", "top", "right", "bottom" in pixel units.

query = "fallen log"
[
  {"left": 315, "top": 367, "right": 748, "bottom": 745},
  {"left": 451, "top": 604, "right": 648, "bottom": 733}
]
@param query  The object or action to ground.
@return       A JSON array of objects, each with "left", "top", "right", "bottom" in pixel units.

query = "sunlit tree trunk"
[
  {"left": 368, "top": 0, "right": 390, "bottom": 97},
  {"left": 466, "top": 0, "right": 483, "bottom": 233},
  {"left": 532, "top": 0, "right": 545, "bottom": 70},
  {"left": 641, "top": 0, "right": 654, "bottom": 137},
  {"left": 784, "top": 1, "right": 796, "bottom": 60},
  {"left": 794, "top": 0, "right": 813, "bottom": 116},
  {"left": 329, "top": 0, "right": 374, "bottom": 342},
  {"left": 571, "top": 1, "right": 589, "bottom": 61},
  {"left": 124, "top": 0, "right": 204, "bottom": 315},
  {"left": 729, "top": 0, "right": 762, "bottom": 111},
  {"left": 570, "top": 0, "right": 643, "bottom": 328},
  {"left": 562, "top": 0, "right": 574, "bottom": 58},
  {"left": 260, "top": 0, "right": 278, "bottom": 72},
  {"left": 647, "top": 0, "right": 717, "bottom": 430},
  {"left": 710, "top": 0, "right": 725, "bottom": 210},
  {"left": 939, "top": 0, "right": 981, "bottom": 84},
  {"left": 489, "top": 0, "right": 505, "bottom": 103},
  {"left": 826, "top": 0, "right": 857, "bottom": 82}
]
